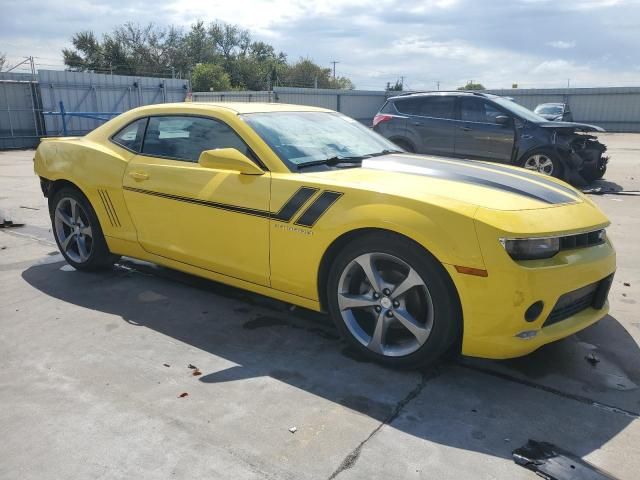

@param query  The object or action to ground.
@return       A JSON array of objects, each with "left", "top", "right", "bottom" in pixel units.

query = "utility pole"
[
  {"left": 567, "top": 78, "right": 570, "bottom": 88},
  {"left": 330, "top": 61, "right": 340, "bottom": 79},
  {"left": 436, "top": 80, "right": 440, "bottom": 91}
]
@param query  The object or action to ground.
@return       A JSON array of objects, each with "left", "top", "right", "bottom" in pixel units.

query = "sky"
[{"left": 1, "top": 0, "right": 639, "bottom": 90}]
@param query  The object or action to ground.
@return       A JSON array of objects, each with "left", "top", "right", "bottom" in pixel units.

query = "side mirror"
[
  {"left": 495, "top": 115, "right": 512, "bottom": 126},
  {"left": 198, "top": 148, "right": 264, "bottom": 175}
]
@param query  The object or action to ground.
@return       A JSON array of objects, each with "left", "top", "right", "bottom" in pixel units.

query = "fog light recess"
[{"left": 524, "top": 301, "right": 544, "bottom": 322}]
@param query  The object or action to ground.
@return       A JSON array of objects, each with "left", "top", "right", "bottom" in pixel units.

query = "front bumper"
[{"left": 449, "top": 206, "right": 616, "bottom": 359}]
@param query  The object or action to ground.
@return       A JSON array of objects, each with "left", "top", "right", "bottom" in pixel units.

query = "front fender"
[{"left": 269, "top": 194, "right": 484, "bottom": 301}]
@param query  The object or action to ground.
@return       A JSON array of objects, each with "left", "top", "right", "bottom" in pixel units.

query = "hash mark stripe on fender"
[
  {"left": 273, "top": 187, "right": 320, "bottom": 222},
  {"left": 294, "top": 191, "right": 343, "bottom": 227}
]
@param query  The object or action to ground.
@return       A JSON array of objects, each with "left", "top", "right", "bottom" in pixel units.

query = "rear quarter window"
[{"left": 111, "top": 118, "right": 148, "bottom": 152}]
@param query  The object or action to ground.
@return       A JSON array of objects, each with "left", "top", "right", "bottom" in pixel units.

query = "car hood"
[
  {"left": 537, "top": 121, "right": 605, "bottom": 132},
  {"left": 303, "top": 154, "right": 584, "bottom": 212}
]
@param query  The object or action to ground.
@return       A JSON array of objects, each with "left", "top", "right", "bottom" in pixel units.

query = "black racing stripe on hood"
[
  {"left": 362, "top": 156, "right": 577, "bottom": 204},
  {"left": 423, "top": 156, "right": 580, "bottom": 199}
]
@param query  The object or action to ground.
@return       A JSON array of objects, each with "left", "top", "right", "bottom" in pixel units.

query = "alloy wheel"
[
  {"left": 337, "top": 252, "right": 434, "bottom": 357},
  {"left": 523, "top": 154, "right": 554, "bottom": 175},
  {"left": 54, "top": 197, "right": 94, "bottom": 263}
]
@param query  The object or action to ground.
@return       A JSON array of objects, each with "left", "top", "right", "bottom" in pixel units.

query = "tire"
[
  {"left": 327, "top": 231, "right": 461, "bottom": 368},
  {"left": 49, "top": 187, "right": 119, "bottom": 271},
  {"left": 581, "top": 162, "right": 607, "bottom": 183},
  {"left": 520, "top": 148, "right": 563, "bottom": 179},
  {"left": 392, "top": 138, "right": 415, "bottom": 153}
]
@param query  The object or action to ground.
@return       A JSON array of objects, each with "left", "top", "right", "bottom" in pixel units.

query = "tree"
[
  {"left": 0, "top": 52, "right": 6, "bottom": 71},
  {"left": 386, "top": 80, "right": 403, "bottom": 91},
  {"left": 191, "top": 63, "right": 232, "bottom": 91},
  {"left": 457, "top": 81, "right": 485, "bottom": 91},
  {"left": 61, "top": 20, "right": 353, "bottom": 90}
]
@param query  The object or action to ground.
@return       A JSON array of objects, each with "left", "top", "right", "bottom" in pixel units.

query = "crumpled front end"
[{"left": 553, "top": 130, "right": 609, "bottom": 184}]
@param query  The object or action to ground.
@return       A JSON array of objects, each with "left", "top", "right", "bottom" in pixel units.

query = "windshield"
[
  {"left": 534, "top": 104, "right": 563, "bottom": 115},
  {"left": 242, "top": 111, "right": 401, "bottom": 169},
  {"left": 491, "top": 96, "right": 548, "bottom": 123}
]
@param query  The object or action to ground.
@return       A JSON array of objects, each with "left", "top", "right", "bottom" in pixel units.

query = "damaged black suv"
[{"left": 373, "top": 92, "right": 608, "bottom": 184}]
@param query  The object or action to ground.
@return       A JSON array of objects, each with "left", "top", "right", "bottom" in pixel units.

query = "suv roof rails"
[{"left": 391, "top": 90, "right": 491, "bottom": 98}]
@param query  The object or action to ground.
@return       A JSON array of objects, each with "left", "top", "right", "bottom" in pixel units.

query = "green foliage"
[
  {"left": 457, "top": 81, "right": 486, "bottom": 91},
  {"left": 191, "top": 64, "right": 232, "bottom": 91},
  {"left": 386, "top": 80, "right": 403, "bottom": 91},
  {"left": 62, "top": 20, "right": 353, "bottom": 90},
  {"left": 0, "top": 52, "right": 7, "bottom": 71}
]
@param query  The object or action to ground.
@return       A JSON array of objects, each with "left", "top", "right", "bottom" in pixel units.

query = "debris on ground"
[
  {"left": 192, "top": 369, "right": 202, "bottom": 376},
  {"left": 623, "top": 282, "right": 631, "bottom": 287},
  {"left": 1, "top": 246, "right": 6, "bottom": 250},
  {"left": 178, "top": 392, "right": 189, "bottom": 398},
  {"left": 163, "top": 363, "right": 170, "bottom": 368},
  {"left": 288, "top": 426, "right": 297, "bottom": 434},
  {"left": 188, "top": 364, "right": 196, "bottom": 369},
  {"left": 585, "top": 353, "right": 601, "bottom": 366},
  {"left": 19, "top": 205, "right": 39, "bottom": 210},
  {"left": 0, "top": 219, "right": 25, "bottom": 229},
  {"left": 513, "top": 439, "right": 616, "bottom": 479}
]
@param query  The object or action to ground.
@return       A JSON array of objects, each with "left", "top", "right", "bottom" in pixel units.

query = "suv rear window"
[{"left": 393, "top": 97, "right": 455, "bottom": 119}]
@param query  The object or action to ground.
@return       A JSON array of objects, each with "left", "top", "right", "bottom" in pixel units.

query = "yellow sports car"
[{"left": 34, "top": 102, "right": 616, "bottom": 367}]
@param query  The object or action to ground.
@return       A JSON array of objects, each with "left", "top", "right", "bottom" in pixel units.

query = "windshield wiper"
[
  {"left": 367, "top": 149, "right": 403, "bottom": 157},
  {"left": 296, "top": 155, "right": 368, "bottom": 170}
]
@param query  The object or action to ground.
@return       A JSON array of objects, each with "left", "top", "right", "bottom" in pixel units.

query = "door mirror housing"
[
  {"left": 198, "top": 148, "right": 264, "bottom": 175},
  {"left": 495, "top": 115, "right": 512, "bottom": 126}
]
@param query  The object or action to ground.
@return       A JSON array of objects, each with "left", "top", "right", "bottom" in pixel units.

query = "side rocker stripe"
[{"left": 295, "top": 191, "right": 343, "bottom": 227}]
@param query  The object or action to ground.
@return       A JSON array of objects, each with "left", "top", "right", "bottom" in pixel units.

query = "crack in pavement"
[
  {"left": 327, "top": 366, "right": 443, "bottom": 479},
  {"left": 458, "top": 362, "right": 639, "bottom": 419}
]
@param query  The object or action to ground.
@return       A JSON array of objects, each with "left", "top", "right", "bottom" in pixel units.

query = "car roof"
[
  {"left": 537, "top": 102, "right": 565, "bottom": 106},
  {"left": 387, "top": 91, "right": 501, "bottom": 101},
  {"left": 138, "top": 102, "right": 333, "bottom": 114}
]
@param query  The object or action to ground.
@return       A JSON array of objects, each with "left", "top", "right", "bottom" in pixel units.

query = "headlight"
[{"left": 500, "top": 237, "right": 560, "bottom": 260}]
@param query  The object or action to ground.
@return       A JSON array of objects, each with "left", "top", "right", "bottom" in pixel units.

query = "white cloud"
[{"left": 547, "top": 40, "right": 576, "bottom": 49}]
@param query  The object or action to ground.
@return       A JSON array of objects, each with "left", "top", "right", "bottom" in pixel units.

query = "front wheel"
[
  {"left": 521, "top": 149, "right": 563, "bottom": 178},
  {"left": 327, "top": 232, "right": 461, "bottom": 368},
  {"left": 50, "top": 187, "right": 119, "bottom": 271}
]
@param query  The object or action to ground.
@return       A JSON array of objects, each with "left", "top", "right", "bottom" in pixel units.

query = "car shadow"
[
  {"left": 21, "top": 257, "right": 640, "bottom": 463},
  {"left": 582, "top": 178, "right": 625, "bottom": 194}
]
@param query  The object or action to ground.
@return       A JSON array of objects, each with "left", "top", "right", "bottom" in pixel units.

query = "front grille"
[
  {"left": 559, "top": 229, "right": 605, "bottom": 251},
  {"left": 543, "top": 274, "right": 614, "bottom": 327}
]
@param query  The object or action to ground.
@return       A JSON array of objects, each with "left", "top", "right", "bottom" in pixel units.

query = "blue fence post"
[{"left": 59, "top": 101, "right": 68, "bottom": 136}]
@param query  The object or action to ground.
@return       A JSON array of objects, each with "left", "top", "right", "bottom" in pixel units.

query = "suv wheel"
[{"left": 521, "top": 149, "right": 562, "bottom": 178}]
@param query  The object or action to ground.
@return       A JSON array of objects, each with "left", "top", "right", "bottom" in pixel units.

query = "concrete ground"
[{"left": 1, "top": 133, "right": 639, "bottom": 479}]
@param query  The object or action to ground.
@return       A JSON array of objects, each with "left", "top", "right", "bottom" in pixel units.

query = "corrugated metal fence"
[
  {"left": 485, "top": 87, "right": 640, "bottom": 133},
  {"left": 194, "top": 86, "right": 640, "bottom": 132},
  {"left": 0, "top": 70, "right": 189, "bottom": 149}
]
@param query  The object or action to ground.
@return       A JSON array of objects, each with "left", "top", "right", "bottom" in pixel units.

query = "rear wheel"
[
  {"left": 392, "top": 138, "right": 415, "bottom": 153},
  {"left": 50, "top": 187, "right": 118, "bottom": 271},
  {"left": 521, "top": 149, "right": 563, "bottom": 178},
  {"left": 327, "top": 232, "right": 461, "bottom": 368}
]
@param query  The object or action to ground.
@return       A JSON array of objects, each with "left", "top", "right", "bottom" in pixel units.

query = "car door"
[
  {"left": 122, "top": 115, "right": 271, "bottom": 286},
  {"left": 393, "top": 96, "right": 456, "bottom": 155},
  {"left": 454, "top": 97, "right": 514, "bottom": 162}
]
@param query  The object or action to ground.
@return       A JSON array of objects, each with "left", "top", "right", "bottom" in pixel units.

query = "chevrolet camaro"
[{"left": 34, "top": 102, "right": 616, "bottom": 367}]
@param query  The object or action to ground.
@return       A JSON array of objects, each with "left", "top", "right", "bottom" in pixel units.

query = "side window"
[
  {"left": 141, "top": 116, "right": 250, "bottom": 162},
  {"left": 395, "top": 97, "right": 455, "bottom": 119},
  {"left": 461, "top": 98, "right": 503, "bottom": 123},
  {"left": 112, "top": 118, "right": 147, "bottom": 152},
  {"left": 379, "top": 101, "right": 396, "bottom": 114}
]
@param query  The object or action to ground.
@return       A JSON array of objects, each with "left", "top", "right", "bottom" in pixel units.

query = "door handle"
[
  {"left": 459, "top": 126, "right": 472, "bottom": 132},
  {"left": 128, "top": 171, "right": 149, "bottom": 181}
]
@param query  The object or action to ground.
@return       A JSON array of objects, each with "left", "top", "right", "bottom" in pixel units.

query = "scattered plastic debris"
[
  {"left": 192, "top": 369, "right": 202, "bottom": 376},
  {"left": 19, "top": 205, "right": 39, "bottom": 211},
  {"left": 163, "top": 363, "right": 170, "bottom": 368},
  {"left": 289, "top": 426, "right": 297, "bottom": 434},
  {"left": 188, "top": 364, "right": 197, "bottom": 370},
  {"left": 0, "top": 219, "right": 25, "bottom": 229},
  {"left": 513, "top": 439, "right": 616, "bottom": 479},
  {"left": 623, "top": 282, "right": 631, "bottom": 287},
  {"left": 585, "top": 353, "right": 600, "bottom": 366},
  {"left": 178, "top": 392, "right": 189, "bottom": 398},
  {"left": 60, "top": 265, "right": 75, "bottom": 272}
]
